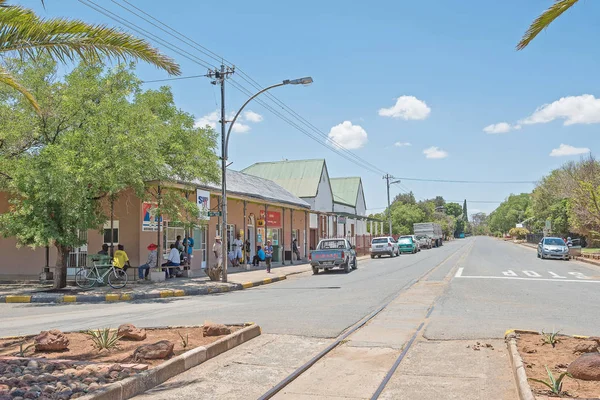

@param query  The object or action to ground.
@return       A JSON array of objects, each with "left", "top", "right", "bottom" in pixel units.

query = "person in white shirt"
[
  {"left": 232, "top": 234, "right": 244, "bottom": 267},
  {"left": 161, "top": 243, "right": 180, "bottom": 279}
]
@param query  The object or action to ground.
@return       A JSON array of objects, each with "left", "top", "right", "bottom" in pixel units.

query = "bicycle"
[{"left": 75, "top": 261, "right": 128, "bottom": 289}]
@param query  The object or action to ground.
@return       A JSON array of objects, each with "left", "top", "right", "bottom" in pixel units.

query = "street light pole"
[
  {"left": 383, "top": 175, "right": 401, "bottom": 235},
  {"left": 219, "top": 75, "right": 313, "bottom": 283}
]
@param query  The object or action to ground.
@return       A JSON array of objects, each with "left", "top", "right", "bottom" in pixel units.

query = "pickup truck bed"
[{"left": 310, "top": 239, "right": 357, "bottom": 274}]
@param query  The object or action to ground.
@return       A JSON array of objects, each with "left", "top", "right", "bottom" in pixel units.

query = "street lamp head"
[{"left": 284, "top": 77, "right": 313, "bottom": 86}]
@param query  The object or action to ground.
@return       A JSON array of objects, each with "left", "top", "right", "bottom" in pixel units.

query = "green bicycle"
[{"left": 75, "top": 262, "right": 128, "bottom": 289}]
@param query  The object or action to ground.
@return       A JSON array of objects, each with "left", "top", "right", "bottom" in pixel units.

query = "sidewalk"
[{"left": 0, "top": 261, "right": 313, "bottom": 304}]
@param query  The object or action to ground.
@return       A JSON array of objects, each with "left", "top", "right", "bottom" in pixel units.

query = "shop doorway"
[{"left": 310, "top": 228, "right": 317, "bottom": 250}]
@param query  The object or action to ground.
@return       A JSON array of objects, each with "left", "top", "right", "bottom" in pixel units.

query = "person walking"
[
  {"left": 264, "top": 240, "right": 273, "bottom": 273},
  {"left": 138, "top": 243, "right": 158, "bottom": 280},
  {"left": 292, "top": 238, "right": 301, "bottom": 261}
]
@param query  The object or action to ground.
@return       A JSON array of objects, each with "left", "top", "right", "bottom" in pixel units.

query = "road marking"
[
  {"left": 568, "top": 272, "right": 589, "bottom": 280},
  {"left": 455, "top": 267, "right": 464, "bottom": 277},
  {"left": 502, "top": 270, "right": 518, "bottom": 276},
  {"left": 523, "top": 270, "right": 541, "bottom": 278},
  {"left": 456, "top": 276, "right": 600, "bottom": 283},
  {"left": 548, "top": 271, "right": 566, "bottom": 279}
]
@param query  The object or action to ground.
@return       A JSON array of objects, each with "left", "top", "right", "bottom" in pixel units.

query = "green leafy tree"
[
  {"left": 391, "top": 203, "right": 426, "bottom": 235},
  {"left": 0, "top": 58, "right": 218, "bottom": 288},
  {"left": 488, "top": 194, "right": 532, "bottom": 234},
  {"left": 517, "top": 0, "right": 580, "bottom": 50},
  {"left": 0, "top": 0, "right": 179, "bottom": 113},
  {"left": 444, "top": 202, "right": 462, "bottom": 218}
]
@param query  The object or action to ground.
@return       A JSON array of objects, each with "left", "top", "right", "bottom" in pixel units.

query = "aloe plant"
[
  {"left": 529, "top": 366, "right": 571, "bottom": 395},
  {"left": 85, "top": 328, "right": 120, "bottom": 350},
  {"left": 17, "top": 340, "right": 34, "bottom": 357},
  {"left": 541, "top": 329, "right": 561, "bottom": 347}
]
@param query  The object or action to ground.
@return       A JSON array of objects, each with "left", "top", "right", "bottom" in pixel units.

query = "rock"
[
  {"left": 71, "top": 393, "right": 84, "bottom": 399},
  {"left": 25, "top": 361, "right": 38, "bottom": 370},
  {"left": 23, "top": 391, "right": 37, "bottom": 399},
  {"left": 573, "top": 341, "right": 599, "bottom": 354},
  {"left": 108, "top": 364, "right": 122, "bottom": 372},
  {"left": 117, "top": 324, "right": 147, "bottom": 341},
  {"left": 568, "top": 353, "right": 600, "bottom": 380},
  {"left": 9, "top": 388, "right": 26, "bottom": 397},
  {"left": 34, "top": 330, "right": 69, "bottom": 352},
  {"left": 56, "top": 389, "right": 72, "bottom": 400},
  {"left": 522, "top": 345, "right": 537, "bottom": 354},
  {"left": 0, "top": 385, "right": 8, "bottom": 393},
  {"left": 202, "top": 323, "right": 231, "bottom": 337},
  {"left": 87, "top": 383, "right": 100, "bottom": 392},
  {"left": 42, "top": 386, "right": 55, "bottom": 394},
  {"left": 133, "top": 340, "right": 174, "bottom": 361},
  {"left": 108, "top": 371, "right": 119, "bottom": 380}
]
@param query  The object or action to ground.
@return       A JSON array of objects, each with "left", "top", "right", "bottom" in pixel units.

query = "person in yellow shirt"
[{"left": 113, "top": 244, "right": 131, "bottom": 271}]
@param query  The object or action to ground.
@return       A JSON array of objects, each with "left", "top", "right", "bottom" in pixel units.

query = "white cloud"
[
  {"left": 423, "top": 146, "right": 448, "bottom": 159},
  {"left": 394, "top": 142, "right": 412, "bottom": 147},
  {"left": 483, "top": 122, "right": 513, "bottom": 134},
  {"left": 549, "top": 144, "right": 591, "bottom": 157},
  {"left": 328, "top": 121, "right": 368, "bottom": 150},
  {"left": 195, "top": 109, "right": 260, "bottom": 134},
  {"left": 521, "top": 94, "right": 600, "bottom": 126},
  {"left": 378, "top": 96, "right": 431, "bottom": 120},
  {"left": 244, "top": 110, "right": 263, "bottom": 123}
]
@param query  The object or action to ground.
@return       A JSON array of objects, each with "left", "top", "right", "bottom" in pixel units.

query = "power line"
[
  {"left": 109, "top": 0, "right": 388, "bottom": 177},
  {"left": 142, "top": 74, "right": 208, "bottom": 83},
  {"left": 394, "top": 177, "right": 536, "bottom": 184}
]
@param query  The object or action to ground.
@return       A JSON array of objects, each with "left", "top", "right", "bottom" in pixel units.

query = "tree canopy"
[{"left": 0, "top": 56, "right": 218, "bottom": 288}]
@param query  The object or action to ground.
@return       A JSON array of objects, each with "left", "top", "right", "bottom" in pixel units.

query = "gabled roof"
[
  {"left": 242, "top": 159, "right": 326, "bottom": 198},
  {"left": 188, "top": 170, "right": 310, "bottom": 209},
  {"left": 330, "top": 177, "right": 361, "bottom": 207}
]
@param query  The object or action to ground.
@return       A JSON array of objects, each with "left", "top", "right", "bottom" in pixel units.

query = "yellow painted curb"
[
  {"left": 159, "top": 290, "right": 174, "bottom": 298},
  {"left": 242, "top": 282, "right": 254, "bottom": 289},
  {"left": 105, "top": 294, "right": 120, "bottom": 302},
  {"left": 6, "top": 295, "right": 31, "bottom": 303},
  {"left": 120, "top": 293, "right": 132, "bottom": 301},
  {"left": 221, "top": 286, "right": 230, "bottom": 292},
  {"left": 573, "top": 335, "right": 590, "bottom": 339},
  {"left": 62, "top": 295, "right": 76, "bottom": 303},
  {"left": 262, "top": 278, "right": 272, "bottom": 284},
  {"left": 173, "top": 290, "right": 185, "bottom": 297}
]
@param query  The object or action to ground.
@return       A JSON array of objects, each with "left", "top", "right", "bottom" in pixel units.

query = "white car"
[
  {"left": 416, "top": 235, "right": 432, "bottom": 249},
  {"left": 370, "top": 237, "right": 399, "bottom": 258}
]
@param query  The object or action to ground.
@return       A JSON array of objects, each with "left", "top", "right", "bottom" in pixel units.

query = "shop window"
[{"left": 103, "top": 220, "right": 119, "bottom": 245}]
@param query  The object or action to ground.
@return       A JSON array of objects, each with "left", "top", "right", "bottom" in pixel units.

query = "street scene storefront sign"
[
  {"left": 142, "top": 202, "right": 159, "bottom": 231},
  {"left": 197, "top": 189, "right": 210, "bottom": 220},
  {"left": 260, "top": 210, "right": 281, "bottom": 227}
]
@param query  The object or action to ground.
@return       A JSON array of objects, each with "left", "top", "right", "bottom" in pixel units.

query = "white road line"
[
  {"left": 456, "top": 276, "right": 600, "bottom": 283},
  {"left": 455, "top": 267, "right": 464, "bottom": 277}
]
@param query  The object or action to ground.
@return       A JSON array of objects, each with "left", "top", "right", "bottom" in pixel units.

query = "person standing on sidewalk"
[
  {"left": 292, "top": 238, "right": 301, "bottom": 261},
  {"left": 232, "top": 234, "right": 244, "bottom": 267},
  {"left": 265, "top": 240, "right": 273, "bottom": 273}
]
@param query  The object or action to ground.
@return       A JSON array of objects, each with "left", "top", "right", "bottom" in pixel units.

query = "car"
[
  {"left": 397, "top": 236, "right": 418, "bottom": 254},
  {"left": 400, "top": 235, "right": 421, "bottom": 251},
  {"left": 416, "top": 235, "right": 432, "bottom": 249},
  {"left": 537, "top": 237, "right": 570, "bottom": 260},
  {"left": 310, "top": 239, "right": 357, "bottom": 274},
  {"left": 370, "top": 236, "right": 399, "bottom": 258}
]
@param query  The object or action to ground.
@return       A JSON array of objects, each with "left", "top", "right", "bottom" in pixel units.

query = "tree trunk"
[{"left": 53, "top": 244, "right": 70, "bottom": 289}]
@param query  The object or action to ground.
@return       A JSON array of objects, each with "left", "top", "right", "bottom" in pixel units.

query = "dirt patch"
[
  {"left": 0, "top": 326, "right": 238, "bottom": 367},
  {"left": 517, "top": 332, "right": 600, "bottom": 398},
  {"left": 0, "top": 325, "right": 240, "bottom": 399}
]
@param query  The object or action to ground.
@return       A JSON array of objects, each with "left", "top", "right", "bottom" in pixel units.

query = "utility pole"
[
  {"left": 208, "top": 64, "right": 235, "bottom": 282},
  {"left": 383, "top": 174, "right": 400, "bottom": 235}
]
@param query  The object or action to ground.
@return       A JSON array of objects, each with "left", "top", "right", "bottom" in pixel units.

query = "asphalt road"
[
  {"left": 426, "top": 236, "right": 600, "bottom": 339},
  {"left": 0, "top": 239, "right": 469, "bottom": 338}
]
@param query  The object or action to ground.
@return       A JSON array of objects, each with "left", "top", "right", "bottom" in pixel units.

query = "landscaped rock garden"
[
  {"left": 0, "top": 323, "right": 237, "bottom": 399},
  {"left": 516, "top": 331, "right": 600, "bottom": 398}
]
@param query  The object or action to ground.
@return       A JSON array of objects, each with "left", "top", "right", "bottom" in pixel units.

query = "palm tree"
[
  {"left": 0, "top": 0, "right": 180, "bottom": 113},
  {"left": 517, "top": 0, "right": 579, "bottom": 50}
]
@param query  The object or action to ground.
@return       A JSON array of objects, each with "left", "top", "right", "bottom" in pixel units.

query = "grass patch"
[{"left": 582, "top": 248, "right": 600, "bottom": 254}]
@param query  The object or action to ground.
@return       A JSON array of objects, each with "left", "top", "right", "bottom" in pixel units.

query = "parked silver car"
[
  {"left": 370, "top": 237, "right": 399, "bottom": 258},
  {"left": 537, "top": 237, "right": 569, "bottom": 260},
  {"left": 416, "top": 235, "right": 432, "bottom": 249}
]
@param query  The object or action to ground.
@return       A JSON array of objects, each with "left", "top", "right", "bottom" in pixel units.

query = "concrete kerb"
[
  {"left": 505, "top": 329, "right": 588, "bottom": 400},
  {"left": 0, "top": 276, "right": 287, "bottom": 304},
  {"left": 78, "top": 323, "right": 261, "bottom": 400}
]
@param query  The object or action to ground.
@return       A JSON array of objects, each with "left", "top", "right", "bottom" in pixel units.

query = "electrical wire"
[
  {"left": 395, "top": 177, "right": 536, "bottom": 184},
  {"left": 142, "top": 74, "right": 208, "bottom": 83}
]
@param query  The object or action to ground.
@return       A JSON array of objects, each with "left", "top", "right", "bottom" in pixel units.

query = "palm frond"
[
  {"left": 517, "top": 0, "right": 579, "bottom": 50},
  {"left": 0, "top": 4, "right": 180, "bottom": 75},
  {"left": 0, "top": 65, "right": 41, "bottom": 114}
]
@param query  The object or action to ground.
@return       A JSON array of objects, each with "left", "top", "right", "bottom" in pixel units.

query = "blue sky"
[{"left": 23, "top": 0, "right": 600, "bottom": 216}]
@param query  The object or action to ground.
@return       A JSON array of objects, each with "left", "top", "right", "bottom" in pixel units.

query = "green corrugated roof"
[
  {"left": 241, "top": 159, "right": 325, "bottom": 198},
  {"left": 330, "top": 177, "right": 361, "bottom": 207}
]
